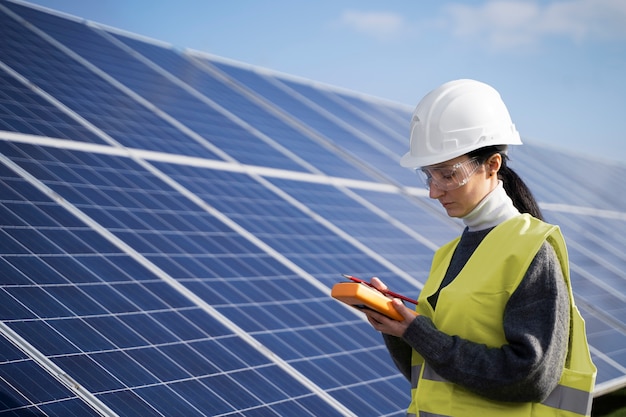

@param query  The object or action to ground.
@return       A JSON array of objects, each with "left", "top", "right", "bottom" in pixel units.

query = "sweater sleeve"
[
  {"left": 400, "top": 242, "right": 570, "bottom": 402},
  {"left": 382, "top": 333, "right": 413, "bottom": 382}
]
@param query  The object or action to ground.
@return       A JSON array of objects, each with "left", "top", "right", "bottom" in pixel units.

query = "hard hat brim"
[{"left": 400, "top": 136, "right": 522, "bottom": 169}]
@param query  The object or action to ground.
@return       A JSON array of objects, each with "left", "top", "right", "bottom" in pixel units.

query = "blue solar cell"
[
  {"left": 39, "top": 395, "right": 111, "bottom": 417},
  {"left": 97, "top": 390, "right": 163, "bottom": 417},
  {"left": 56, "top": 354, "right": 126, "bottom": 392},
  {"left": 0, "top": 230, "right": 28, "bottom": 254},
  {"left": 277, "top": 398, "right": 345, "bottom": 417},
  {"left": 95, "top": 352, "right": 163, "bottom": 388},
  {"left": 0, "top": 291, "right": 34, "bottom": 320},
  {"left": 0, "top": 258, "right": 31, "bottom": 286},
  {"left": 1, "top": 361, "right": 80, "bottom": 409},
  {"left": 81, "top": 316, "right": 145, "bottom": 349},
  {"left": 135, "top": 384, "right": 208, "bottom": 417},
  {"left": 159, "top": 343, "right": 219, "bottom": 377},
  {"left": 0, "top": 67, "right": 107, "bottom": 144},
  {"left": 0, "top": 353, "right": 93, "bottom": 417},
  {"left": 45, "top": 286, "right": 107, "bottom": 316}
]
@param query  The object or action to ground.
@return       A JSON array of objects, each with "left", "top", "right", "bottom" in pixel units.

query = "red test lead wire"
[{"left": 341, "top": 274, "right": 418, "bottom": 305}]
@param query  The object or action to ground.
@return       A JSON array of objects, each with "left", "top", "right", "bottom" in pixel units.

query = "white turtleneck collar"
[{"left": 462, "top": 181, "right": 520, "bottom": 231}]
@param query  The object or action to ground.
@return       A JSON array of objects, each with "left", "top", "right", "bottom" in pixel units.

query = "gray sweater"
[{"left": 383, "top": 226, "right": 570, "bottom": 403}]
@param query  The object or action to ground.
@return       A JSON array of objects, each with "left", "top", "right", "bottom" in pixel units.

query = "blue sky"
[{"left": 23, "top": 0, "right": 626, "bottom": 164}]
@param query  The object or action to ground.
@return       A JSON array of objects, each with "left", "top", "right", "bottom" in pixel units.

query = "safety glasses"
[{"left": 416, "top": 157, "right": 482, "bottom": 191}]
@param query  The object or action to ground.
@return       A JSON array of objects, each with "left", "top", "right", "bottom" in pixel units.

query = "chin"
[{"left": 445, "top": 207, "right": 467, "bottom": 218}]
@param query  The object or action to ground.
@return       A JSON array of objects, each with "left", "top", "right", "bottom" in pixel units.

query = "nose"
[{"left": 429, "top": 183, "right": 445, "bottom": 199}]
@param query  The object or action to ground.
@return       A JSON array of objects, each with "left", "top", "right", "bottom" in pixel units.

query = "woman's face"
[{"left": 425, "top": 154, "right": 501, "bottom": 218}]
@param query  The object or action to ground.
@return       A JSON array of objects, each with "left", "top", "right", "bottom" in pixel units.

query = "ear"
[{"left": 487, "top": 153, "right": 502, "bottom": 177}]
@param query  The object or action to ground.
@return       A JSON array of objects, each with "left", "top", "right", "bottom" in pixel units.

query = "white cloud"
[
  {"left": 443, "top": 0, "right": 626, "bottom": 49},
  {"left": 338, "top": 10, "right": 407, "bottom": 40}
]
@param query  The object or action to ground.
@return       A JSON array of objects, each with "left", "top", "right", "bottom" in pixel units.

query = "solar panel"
[{"left": 0, "top": 0, "right": 625, "bottom": 415}]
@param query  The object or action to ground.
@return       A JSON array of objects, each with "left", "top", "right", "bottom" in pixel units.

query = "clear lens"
[{"left": 416, "top": 158, "right": 482, "bottom": 191}]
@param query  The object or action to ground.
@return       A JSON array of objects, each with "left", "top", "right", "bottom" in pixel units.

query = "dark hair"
[{"left": 467, "top": 145, "right": 544, "bottom": 220}]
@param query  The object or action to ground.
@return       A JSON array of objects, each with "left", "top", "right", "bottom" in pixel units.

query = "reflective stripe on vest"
[
  {"left": 418, "top": 363, "right": 593, "bottom": 416},
  {"left": 542, "top": 384, "right": 593, "bottom": 416},
  {"left": 412, "top": 364, "right": 422, "bottom": 389}
]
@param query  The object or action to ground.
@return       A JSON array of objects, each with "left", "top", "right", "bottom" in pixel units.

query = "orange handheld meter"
[{"left": 331, "top": 275, "right": 418, "bottom": 321}]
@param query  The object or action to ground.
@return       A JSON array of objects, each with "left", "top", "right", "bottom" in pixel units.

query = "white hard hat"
[{"left": 400, "top": 79, "right": 522, "bottom": 168}]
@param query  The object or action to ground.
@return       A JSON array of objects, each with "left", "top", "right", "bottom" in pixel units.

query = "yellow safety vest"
[{"left": 408, "top": 214, "right": 596, "bottom": 417}]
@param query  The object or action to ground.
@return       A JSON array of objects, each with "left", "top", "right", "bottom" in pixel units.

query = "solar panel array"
[{"left": 0, "top": 0, "right": 625, "bottom": 415}]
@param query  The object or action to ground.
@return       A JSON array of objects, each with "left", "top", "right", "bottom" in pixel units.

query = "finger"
[
  {"left": 363, "top": 309, "right": 386, "bottom": 326},
  {"left": 365, "top": 313, "right": 381, "bottom": 328},
  {"left": 391, "top": 298, "right": 418, "bottom": 322},
  {"left": 370, "top": 276, "right": 388, "bottom": 291}
]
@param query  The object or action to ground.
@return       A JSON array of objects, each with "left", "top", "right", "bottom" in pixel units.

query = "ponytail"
[{"left": 468, "top": 146, "right": 544, "bottom": 220}]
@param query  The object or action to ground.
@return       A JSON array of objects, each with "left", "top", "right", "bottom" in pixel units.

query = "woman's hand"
[{"left": 363, "top": 277, "right": 417, "bottom": 337}]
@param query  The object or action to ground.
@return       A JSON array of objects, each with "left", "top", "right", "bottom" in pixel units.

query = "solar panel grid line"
[
  {"left": 329, "top": 90, "right": 413, "bottom": 135},
  {"left": 91, "top": 25, "right": 317, "bottom": 173},
  {"left": 332, "top": 91, "right": 414, "bottom": 139},
  {"left": 200, "top": 57, "right": 418, "bottom": 186},
  {"left": 241, "top": 174, "right": 430, "bottom": 291},
  {"left": 555, "top": 217, "right": 626, "bottom": 281},
  {"left": 0, "top": 144, "right": 362, "bottom": 416},
  {"left": 101, "top": 39, "right": 328, "bottom": 174},
  {"left": 310, "top": 86, "right": 411, "bottom": 147},
  {"left": 265, "top": 73, "right": 411, "bottom": 158},
  {"left": 3, "top": 7, "right": 240, "bottom": 167},
  {"left": 543, "top": 214, "right": 626, "bottom": 271},
  {"left": 570, "top": 280, "right": 626, "bottom": 332},
  {"left": 565, "top": 276, "right": 626, "bottom": 335},
  {"left": 0, "top": 321, "right": 120, "bottom": 416},
  {"left": 138, "top": 160, "right": 427, "bottom": 374},
  {"left": 189, "top": 54, "right": 409, "bottom": 187},
  {"left": 97, "top": 363, "right": 303, "bottom": 417},
  {"left": 513, "top": 146, "right": 625, "bottom": 212},
  {"left": 568, "top": 223, "right": 626, "bottom": 268},
  {"left": 340, "top": 186, "right": 442, "bottom": 256},
  {"left": 189, "top": 48, "right": 391, "bottom": 114},
  {"left": 589, "top": 348, "right": 626, "bottom": 396},
  {"left": 229, "top": 63, "right": 404, "bottom": 164},
  {"left": 183, "top": 53, "right": 355, "bottom": 177},
  {"left": 0, "top": 59, "right": 113, "bottom": 147},
  {"left": 540, "top": 202, "right": 626, "bottom": 221},
  {"left": 0, "top": 6, "right": 168, "bottom": 155},
  {"left": 567, "top": 241, "right": 626, "bottom": 297},
  {"left": 0, "top": 340, "right": 107, "bottom": 416}
]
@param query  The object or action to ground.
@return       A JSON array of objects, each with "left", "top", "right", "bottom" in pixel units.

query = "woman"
[{"left": 363, "top": 79, "right": 596, "bottom": 416}]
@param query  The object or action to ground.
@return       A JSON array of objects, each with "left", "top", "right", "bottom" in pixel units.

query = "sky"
[{"left": 20, "top": 0, "right": 626, "bottom": 164}]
